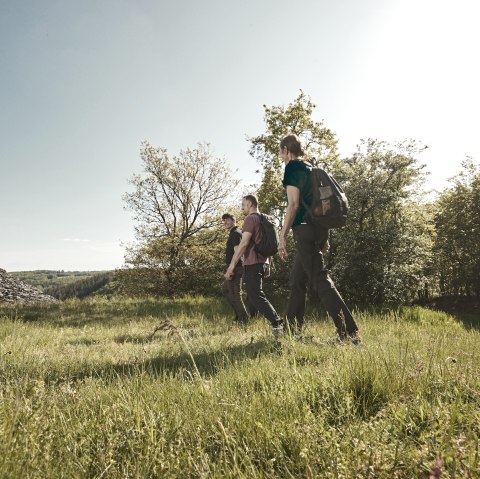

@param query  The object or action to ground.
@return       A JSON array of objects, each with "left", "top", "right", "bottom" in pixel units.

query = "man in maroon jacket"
[{"left": 225, "top": 195, "right": 283, "bottom": 338}]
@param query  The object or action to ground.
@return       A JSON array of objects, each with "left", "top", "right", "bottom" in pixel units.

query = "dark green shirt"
[{"left": 282, "top": 160, "right": 312, "bottom": 227}]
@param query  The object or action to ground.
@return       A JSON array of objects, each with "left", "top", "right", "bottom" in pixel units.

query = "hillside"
[
  {"left": 10, "top": 270, "right": 115, "bottom": 300},
  {"left": 10, "top": 270, "right": 108, "bottom": 291}
]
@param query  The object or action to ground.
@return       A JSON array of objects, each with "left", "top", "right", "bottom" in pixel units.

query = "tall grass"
[{"left": 1, "top": 297, "right": 479, "bottom": 478}]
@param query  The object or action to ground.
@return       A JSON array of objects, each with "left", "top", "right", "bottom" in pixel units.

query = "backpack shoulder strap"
[
  {"left": 301, "top": 165, "right": 318, "bottom": 210},
  {"left": 250, "top": 212, "right": 262, "bottom": 245}
]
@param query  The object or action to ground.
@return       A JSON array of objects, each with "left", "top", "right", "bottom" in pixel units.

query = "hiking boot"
[{"left": 348, "top": 331, "right": 362, "bottom": 346}]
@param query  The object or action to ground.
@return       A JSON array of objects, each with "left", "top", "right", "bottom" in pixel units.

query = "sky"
[{"left": 1, "top": 0, "right": 479, "bottom": 272}]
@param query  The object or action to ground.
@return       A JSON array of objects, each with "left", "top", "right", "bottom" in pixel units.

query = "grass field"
[{"left": 1, "top": 297, "right": 479, "bottom": 478}]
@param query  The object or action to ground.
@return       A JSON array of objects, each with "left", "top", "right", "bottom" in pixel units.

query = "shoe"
[{"left": 348, "top": 331, "right": 362, "bottom": 346}]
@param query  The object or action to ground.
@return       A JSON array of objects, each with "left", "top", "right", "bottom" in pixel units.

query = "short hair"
[
  {"left": 221, "top": 213, "right": 235, "bottom": 221},
  {"left": 243, "top": 194, "right": 258, "bottom": 208},
  {"left": 280, "top": 134, "right": 305, "bottom": 157}
]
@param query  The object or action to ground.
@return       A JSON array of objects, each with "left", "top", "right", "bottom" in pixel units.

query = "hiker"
[
  {"left": 278, "top": 134, "right": 361, "bottom": 344},
  {"left": 221, "top": 213, "right": 248, "bottom": 325},
  {"left": 225, "top": 195, "right": 283, "bottom": 337}
]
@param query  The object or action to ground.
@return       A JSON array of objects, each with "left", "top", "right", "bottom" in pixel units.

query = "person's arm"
[
  {"left": 279, "top": 185, "right": 300, "bottom": 260},
  {"left": 224, "top": 232, "right": 252, "bottom": 279}
]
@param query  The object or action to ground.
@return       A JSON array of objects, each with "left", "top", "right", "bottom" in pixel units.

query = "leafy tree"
[
  {"left": 44, "top": 272, "right": 112, "bottom": 299},
  {"left": 248, "top": 91, "right": 339, "bottom": 224},
  {"left": 433, "top": 159, "right": 480, "bottom": 297},
  {"left": 329, "top": 140, "right": 432, "bottom": 304},
  {"left": 247, "top": 92, "right": 340, "bottom": 297},
  {"left": 248, "top": 93, "right": 433, "bottom": 304},
  {"left": 122, "top": 142, "right": 238, "bottom": 296}
]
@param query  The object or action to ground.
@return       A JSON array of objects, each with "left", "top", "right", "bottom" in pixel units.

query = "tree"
[
  {"left": 248, "top": 93, "right": 433, "bottom": 304},
  {"left": 433, "top": 159, "right": 480, "bottom": 297},
  {"left": 248, "top": 91, "right": 339, "bottom": 224},
  {"left": 122, "top": 142, "right": 239, "bottom": 296},
  {"left": 44, "top": 272, "right": 112, "bottom": 299},
  {"left": 246, "top": 92, "right": 341, "bottom": 296},
  {"left": 329, "top": 140, "right": 432, "bottom": 304}
]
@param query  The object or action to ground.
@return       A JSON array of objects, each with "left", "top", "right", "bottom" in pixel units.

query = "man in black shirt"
[
  {"left": 278, "top": 135, "right": 361, "bottom": 344},
  {"left": 222, "top": 213, "right": 248, "bottom": 324}
]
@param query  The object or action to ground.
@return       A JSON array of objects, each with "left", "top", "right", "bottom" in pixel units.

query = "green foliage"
[
  {"left": 1, "top": 298, "right": 479, "bottom": 477},
  {"left": 10, "top": 270, "right": 101, "bottom": 292},
  {"left": 117, "top": 230, "right": 226, "bottom": 297},
  {"left": 249, "top": 91, "right": 434, "bottom": 303},
  {"left": 248, "top": 91, "right": 339, "bottom": 223},
  {"left": 328, "top": 140, "right": 433, "bottom": 304},
  {"left": 433, "top": 159, "right": 480, "bottom": 297},
  {"left": 122, "top": 142, "right": 238, "bottom": 297},
  {"left": 43, "top": 272, "right": 113, "bottom": 299}
]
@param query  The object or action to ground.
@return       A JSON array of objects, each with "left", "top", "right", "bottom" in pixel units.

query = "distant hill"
[
  {"left": 10, "top": 270, "right": 103, "bottom": 290},
  {"left": 10, "top": 270, "right": 116, "bottom": 300}
]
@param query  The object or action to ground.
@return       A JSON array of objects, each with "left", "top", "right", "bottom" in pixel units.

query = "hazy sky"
[{"left": 1, "top": 0, "right": 479, "bottom": 272}]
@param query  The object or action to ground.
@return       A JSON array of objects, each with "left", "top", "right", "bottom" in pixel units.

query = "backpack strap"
[
  {"left": 300, "top": 165, "right": 313, "bottom": 220},
  {"left": 250, "top": 212, "right": 263, "bottom": 262}
]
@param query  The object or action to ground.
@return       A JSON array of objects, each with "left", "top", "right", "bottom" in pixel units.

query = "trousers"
[
  {"left": 222, "top": 265, "right": 248, "bottom": 324},
  {"left": 286, "top": 224, "right": 359, "bottom": 337},
  {"left": 243, "top": 263, "right": 282, "bottom": 328}
]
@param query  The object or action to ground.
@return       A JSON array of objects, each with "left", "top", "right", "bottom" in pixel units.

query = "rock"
[{"left": 0, "top": 268, "right": 58, "bottom": 304}]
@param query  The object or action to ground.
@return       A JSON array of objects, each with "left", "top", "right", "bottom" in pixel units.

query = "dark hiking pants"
[
  {"left": 223, "top": 265, "right": 248, "bottom": 324},
  {"left": 243, "top": 263, "right": 282, "bottom": 328},
  {"left": 286, "top": 224, "right": 359, "bottom": 337}
]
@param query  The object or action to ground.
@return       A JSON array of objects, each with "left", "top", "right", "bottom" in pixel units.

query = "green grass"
[{"left": 1, "top": 297, "right": 479, "bottom": 478}]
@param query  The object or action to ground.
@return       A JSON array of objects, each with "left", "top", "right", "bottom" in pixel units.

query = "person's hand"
[
  {"left": 264, "top": 263, "right": 271, "bottom": 278},
  {"left": 322, "top": 240, "right": 330, "bottom": 255},
  {"left": 224, "top": 266, "right": 234, "bottom": 280},
  {"left": 278, "top": 235, "right": 288, "bottom": 261}
]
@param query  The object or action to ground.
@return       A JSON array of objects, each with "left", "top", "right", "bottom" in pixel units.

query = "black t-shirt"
[
  {"left": 225, "top": 226, "right": 242, "bottom": 265},
  {"left": 282, "top": 160, "right": 312, "bottom": 227}
]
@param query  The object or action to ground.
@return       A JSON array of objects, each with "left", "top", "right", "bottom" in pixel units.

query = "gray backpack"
[{"left": 302, "top": 167, "right": 349, "bottom": 228}]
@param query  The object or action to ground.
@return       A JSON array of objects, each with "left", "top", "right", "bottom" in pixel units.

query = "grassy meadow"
[{"left": 1, "top": 297, "right": 479, "bottom": 478}]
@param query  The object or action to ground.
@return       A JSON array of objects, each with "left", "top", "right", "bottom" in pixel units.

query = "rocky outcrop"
[{"left": 0, "top": 269, "right": 58, "bottom": 304}]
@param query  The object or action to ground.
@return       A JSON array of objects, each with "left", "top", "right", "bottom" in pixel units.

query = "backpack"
[
  {"left": 254, "top": 214, "right": 279, "bottom": 257},
  {"left": 302, "top": 168, "right": 349, "bottom": 228}
]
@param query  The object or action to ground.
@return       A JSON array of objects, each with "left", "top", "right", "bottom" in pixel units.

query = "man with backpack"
[
  {"left": 278, "top": 134, "right": 361, "bottom": 344},
  {"left": 225, "top": 195, "right": 283, "bottom": 338}
]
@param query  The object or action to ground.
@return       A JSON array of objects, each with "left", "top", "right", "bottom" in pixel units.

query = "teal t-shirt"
[{"left": 282, "top": 160, "right": 312, "bottom": 227}]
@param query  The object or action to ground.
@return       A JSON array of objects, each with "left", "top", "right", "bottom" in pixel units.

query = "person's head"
[
  {"left": 221, "top": 213, "right": 236, "bottom": 230},
  {"left": 280, "top": 134, "right": 305, "bottom": 164},
  {"left": 241, "top": 195, "right": 258, "bottom": 215}
]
